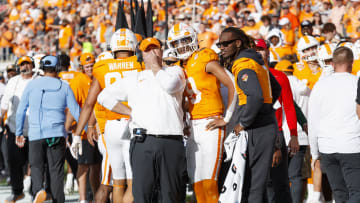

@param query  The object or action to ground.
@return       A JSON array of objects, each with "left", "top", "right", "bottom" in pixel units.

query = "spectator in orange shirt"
[
  {"left": 267, "top": 28, "right": 294, "bottom": 58},
  {"left": 242, "top": 16, "right": 261, "bottom": 39},
  {"left": 299, "top": 3, "right": 314, "bottom": 23},
  {"left": 58, "top": 19, "right": 73, "bottom": 53},
  {"left": 0, "top": 25, "right": 13, "bottom": 61},
  {"left": 280, "top": 17, "right": 295, "bottom": 46},
  {"left": 281, "top": 5, "right": 299, "bottom": 31}
]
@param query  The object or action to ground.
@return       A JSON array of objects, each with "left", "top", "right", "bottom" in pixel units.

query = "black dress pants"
[
  {"left": 29, "top": 137, "right": 66, "bottom": 203},
  {"left": 130, "top": 135, "right": 187, "bottom": 203},
  {"left": 7, "top": 131, "right": 28, "bottom": 195}
]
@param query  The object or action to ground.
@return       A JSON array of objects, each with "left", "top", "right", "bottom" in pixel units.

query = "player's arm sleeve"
[
  {"left": 155, "top": 66, "right": 186, "bottom": 94},
  {"left": 97, "top": 79, "right": 128, "bottom": 111},
  {"left": 280, "top": 75, "right": 298, "bottom": 136},
  {"left": 15, "top": 85, "right": 30, "bottom": 136},
  {"left": 236, "top": 69, "right": 264, "bottom": 128},
  {"left": 269, "top": 72, "right": 281, "bottom": 103}
]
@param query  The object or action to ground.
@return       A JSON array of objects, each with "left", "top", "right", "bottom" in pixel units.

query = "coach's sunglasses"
[{"left": 216, "top": 39, "right": 240, "bottom": 48}]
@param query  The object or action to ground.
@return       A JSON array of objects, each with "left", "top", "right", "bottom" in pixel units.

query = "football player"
[
  {"left": 67, "top": 53, "right": 101, "bottom": 203},
  {"left": 167, "top": 23, "right": 236, "bottom": 203},
  {"left": 71, "top": 28, "right": 143, "bottom": 203},
  {"left": 295, "top": 35, "right": 322, "bottom": 89}
]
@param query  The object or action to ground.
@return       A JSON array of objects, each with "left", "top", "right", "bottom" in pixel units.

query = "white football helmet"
[
  {"left": 266, "top": 28, "right": 284, "bottom": 48},
  {"left": 337, "top": 42, "right": 359, "bottom": 60},
  {"left": 297, "top": 35, "right": 319, "bottom": 62},
  {"left": 167, "top": 23, "right": 198, "bottom": 60},
  {"left": 317, "top": 43, "right": 336, "bottom": 69},
  {"left": 110, "top": 28, "right": 138, "bottom": 53},
  {"left": 96, "top": 51, "right": 113, "bottom": 62}
]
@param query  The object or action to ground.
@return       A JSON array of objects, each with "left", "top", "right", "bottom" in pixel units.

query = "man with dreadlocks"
[{"left": 218, "top": 27, "right": 281, "bottom": 203}]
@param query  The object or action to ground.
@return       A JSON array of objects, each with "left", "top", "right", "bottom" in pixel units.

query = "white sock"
[{"left": 313, "top": 191, "right": 321, "bottom": 200}]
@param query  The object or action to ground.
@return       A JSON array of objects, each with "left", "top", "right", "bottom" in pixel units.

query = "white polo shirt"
[
  {"left": 98, "top": 66, "right": 186, "bottom": 136},
  {"left": 308, "top": 72, "right": 360, "bottom": 160}
]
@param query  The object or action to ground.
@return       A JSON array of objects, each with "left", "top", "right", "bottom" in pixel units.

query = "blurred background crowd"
[{"left": 0, "top": 0, "right": 358, "bottom": 70}]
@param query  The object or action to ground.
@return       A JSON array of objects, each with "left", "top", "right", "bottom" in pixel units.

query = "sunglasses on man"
[{"left": 216, "top": 39, "right": 240, "bottom": 48}]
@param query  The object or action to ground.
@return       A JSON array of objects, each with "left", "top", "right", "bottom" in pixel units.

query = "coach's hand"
[
  {"left": 206, "top": 116, "right": 227, "bottom": 130},
  {"left": 272, "top": 149, "right": 282, "bottom": 167},
  {"left": 70, "top": 135, "right": 82, "bottom": 159},
  {"left": 15, "top": 135, "right": 25, "bottom": 148}
]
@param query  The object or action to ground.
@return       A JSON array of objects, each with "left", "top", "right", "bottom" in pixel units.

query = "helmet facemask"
[
  {"left": 301, "top": 45, "right": 318, "bottom": 62},
  {"left": 168, "top": 34, "right": 198, "bottom": 60}
]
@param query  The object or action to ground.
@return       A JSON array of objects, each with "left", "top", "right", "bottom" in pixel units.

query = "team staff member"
[
  {"left": 97, "top": 37, "right": 187, "bottom": 203},
  {"left": 309, "top": 47, "right": 360, "bottom": 203},
  {"left": 68, "top": 53, "right": 101, "bottom": 203},
  {"left": 15, "top": 55, "right": 81, "bottom": 203},
  {"left": 167, "top": 23, "right": 236, "bottom": 203},
  {"left": 71, "top": 28, "right": 143, "bottom": 203},
  {"left": 1, "top": 56, "right": 35, "bottom": 203},
  {"left": 218, "top": 27, "right": 280, "bottom": 203},
  {"left": 255, "top": 40, "right": 296, "bottom": 203}
]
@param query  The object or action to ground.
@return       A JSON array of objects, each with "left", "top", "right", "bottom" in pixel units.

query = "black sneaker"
[{"left": 4, "top": 193, "right": 25, "bottom": 203}]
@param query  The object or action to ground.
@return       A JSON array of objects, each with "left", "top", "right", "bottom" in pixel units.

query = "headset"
[{"left": 40, "top": 55, "right": 62, "bottom": 73}]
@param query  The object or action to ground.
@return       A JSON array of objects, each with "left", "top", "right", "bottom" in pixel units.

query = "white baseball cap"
[{"left": 279, "top": 18, "right": 290, "bottom": 26}]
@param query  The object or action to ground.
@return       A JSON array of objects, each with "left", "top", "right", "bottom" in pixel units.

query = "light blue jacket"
[{"left": 16, "top": 76, "right": 81, "bottom": 141}]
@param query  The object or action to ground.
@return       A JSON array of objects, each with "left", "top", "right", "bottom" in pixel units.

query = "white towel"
[{"left": 219, "top": 131, "right": 248, "bottom": 203}]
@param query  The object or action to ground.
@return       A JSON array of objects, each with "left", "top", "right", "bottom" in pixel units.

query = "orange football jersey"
[
  {"left": 59, "top": 70, "right": 79, "bottom": 84},
  {"left": 93, "top": 56, "right": 143, "bottom": 120},
  {"left": 94, "top": 103, "right": 106, "bottom": 134},
  {"left": 293, "top": 62, "right": 312, "bottom": 81},
  {"left": 294, "top": 62, "right": 321, "bottom": 89},
  {"left": 70, "top": 73, "right": 91, "bottom": 139},
  {"left": 232, "top": 58, "right": 273, "bottom": 106},
  {"left": 184, "top": 48, "right": 224, "bottom": 119},
  {"left": 307, "top": 69, "right": 322, "bottom": 90}
]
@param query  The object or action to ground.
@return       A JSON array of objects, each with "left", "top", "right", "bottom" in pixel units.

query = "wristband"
[
  {"left": 223, "top": 109, "right": 234, "bottom": 123},
  {"left": 88, "top": 126, "right": 94, "bottom": 128}
]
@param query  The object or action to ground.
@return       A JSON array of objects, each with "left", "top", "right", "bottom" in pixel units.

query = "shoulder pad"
[{"left": 196, "top": 48, "right": 219, "bottom": 64}]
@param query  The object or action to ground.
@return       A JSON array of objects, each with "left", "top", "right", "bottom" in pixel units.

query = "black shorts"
[{"left": 78, "top": 139, "right": 102, "bottom": 165}]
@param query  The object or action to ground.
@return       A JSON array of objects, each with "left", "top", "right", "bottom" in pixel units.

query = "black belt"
[{"left": 147, "top": 134, "right": 183, "bottom": 141}]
